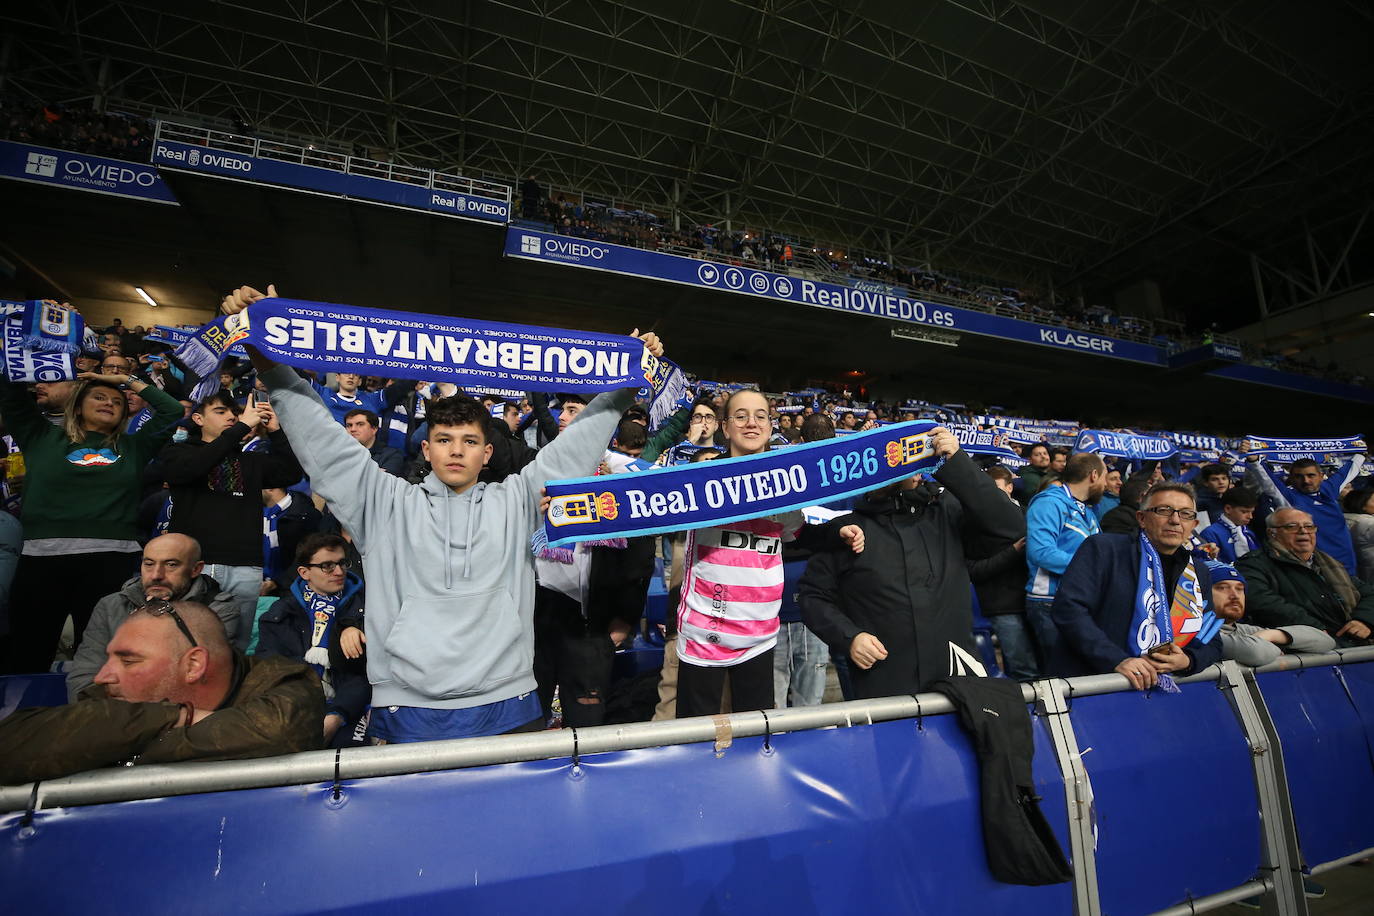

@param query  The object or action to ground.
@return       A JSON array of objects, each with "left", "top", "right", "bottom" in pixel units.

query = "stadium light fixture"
[{"left": 135, "top": 287, "right": 158, "bottom": 308}]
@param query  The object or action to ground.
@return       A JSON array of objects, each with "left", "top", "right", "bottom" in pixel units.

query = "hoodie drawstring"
[
  {"left": 444, "top": 490, "right": 453, "bottom": 590},
  {"left": 462, "top": 498, "right": 475, "bottom": 580}
]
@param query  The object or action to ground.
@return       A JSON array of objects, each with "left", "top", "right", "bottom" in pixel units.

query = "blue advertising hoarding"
[
  {"left": 505, "top": 228, "right": 1166, "bottom": 365},
  {"left": 0, "top": 140, "right": 178, "bottom": 205},
  {"left": 151, "top": 138, "right": 509, "bottom": 224}
]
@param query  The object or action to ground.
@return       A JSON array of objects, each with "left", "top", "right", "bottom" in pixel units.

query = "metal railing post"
[{"left": 1034, "top": 678, "right": 1101, "bottom": 916}]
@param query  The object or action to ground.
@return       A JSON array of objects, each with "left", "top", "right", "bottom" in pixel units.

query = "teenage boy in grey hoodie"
[{"left": 222, "top": 284, "right": 665, "bottom": 741}]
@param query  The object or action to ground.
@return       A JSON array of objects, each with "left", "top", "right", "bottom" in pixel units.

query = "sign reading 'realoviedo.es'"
[{"left": 505, "top": 228, "right": 1166, "bottom": 366}]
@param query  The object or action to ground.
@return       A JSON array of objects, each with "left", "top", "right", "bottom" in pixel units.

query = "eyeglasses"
[
  {"left": 136, "top": 600, "right": 198, "bottom": 648},
  {"left": 1142, "top": 506, "right": 1199, "bottom": 521},
  {"left": 728, "top": 411, "right": 770, "bottom": 425},
  {"left": 302, "top": 559, "right": 352, "bottom": 573},
  {"left": 1275, "top": 523, "right": 1318, "bottom": 533},
  {"left": 690, "top": 413, "right": 718, "bottom": 423}
]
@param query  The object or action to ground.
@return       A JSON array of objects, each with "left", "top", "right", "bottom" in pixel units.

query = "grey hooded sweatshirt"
[{"left": 262, "top": 364, "right": 631, "bottom": 710}]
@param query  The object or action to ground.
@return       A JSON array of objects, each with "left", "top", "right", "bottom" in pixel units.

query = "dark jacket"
[
  {"left": 368, "top": 440, "right": 406, "bottom": 477},
  {"left": 266, "top": 493, "right": 324, "bottom": 587},
  {"left": 798, "top": 449, "right": 1025, "bottom": 695},
  {"left": 1016, "top": 465, "right": 1048, "bottom": 499},
  {"left": 932, "top": 677, "right": 1072, "bottom": 886},
  {"left": 966, "top": 493, "right": 1027, "bottom": 615},
  {"left": 1049, "top": 533, "right": 1223, "bottom": 678},
  {"left": 1236, "top": 546, "right": 1374, "bottom": 644},
  {"left": 482, "top": 415, "right": 539, "bottom": 483},
  {"left": 160, "top": 424, "right": 304, "bottom": 566},
  {"left": 1098, "top": 502, "right": 1140, "bottom": 535},
  {"left": 255, "top": 573, "right": 369, "bottom": 722},
  {"left": 0, "top": 653, "right": 323, "bottom": 784}
]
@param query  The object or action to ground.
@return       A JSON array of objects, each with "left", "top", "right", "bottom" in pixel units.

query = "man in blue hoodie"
[
  {"left": 1024, "top": 452, "right": 1107, "bottom": 665},
  {"left": 224, "top": 283, "right": 664, "bottom": 742}
]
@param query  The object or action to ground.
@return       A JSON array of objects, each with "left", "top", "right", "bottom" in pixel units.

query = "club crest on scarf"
[{"left": 547, "top": 492, "right": 621, "bottom": 527}]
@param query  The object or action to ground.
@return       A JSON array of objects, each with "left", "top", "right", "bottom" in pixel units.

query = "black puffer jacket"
[{"left": 798, "top": 449, "right": 1025, "bottom": 696}]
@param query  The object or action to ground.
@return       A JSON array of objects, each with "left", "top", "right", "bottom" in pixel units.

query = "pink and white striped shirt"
[{"left": 676, "top": 513, "right": 803, "bottom": 667}]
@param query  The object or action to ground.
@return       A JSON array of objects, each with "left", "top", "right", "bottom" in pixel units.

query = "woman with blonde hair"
[{"left": 0, "top": 304, "right": 182, "bottom": 674}]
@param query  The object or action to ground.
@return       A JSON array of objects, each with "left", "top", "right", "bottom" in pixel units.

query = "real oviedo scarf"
[
  {"left": 1132, "top": 530, "right": 1221, "bottom": 692},
  {"left": 537, "top": 420, "right": 944, "bottom": 549}
]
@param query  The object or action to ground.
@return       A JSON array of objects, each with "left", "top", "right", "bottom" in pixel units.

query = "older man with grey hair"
[{"left": 1237, "top": 508, "right": 1374, "bottom": 646}]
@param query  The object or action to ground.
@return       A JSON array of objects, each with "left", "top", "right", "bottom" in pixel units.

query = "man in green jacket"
[
  {"left": 1237, "top": 508, "right": 1374, "bottom": 647},
  {"left": 0, "top": 601, "right": 323, "bottom": 784}
]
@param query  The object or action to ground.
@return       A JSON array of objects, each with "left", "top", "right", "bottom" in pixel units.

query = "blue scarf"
[
  {"left": 1242, "top": 434, "right": 1366, "bottom": 462},
  {"left": 1075, "top": 429, "right": 1177, "bottom": 460},
  {"left": 1132, "top": 531, "right": 1221, "bottom": 693},
  {"left": 947, "top": 423, "right": 1021, "bottom": 461},
  {"left": 179, "top": 297, "right": 682, "bottom": 416},
  {"left": 291, "top": 578, "right": 351, "bottom": 678},
  {"left": 262, "top": 496, "right": 288, "bottom": 581},
  {"left": 15, "top": 300, "right": 84, "bottom": 354},
  {"left": 537, "top": 420, "right": 943, "bottom": 549},
  {"left": 0, "top": 303, "right": 76, "bottom": 382}
]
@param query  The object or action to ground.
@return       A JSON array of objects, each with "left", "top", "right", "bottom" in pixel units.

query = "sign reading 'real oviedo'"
[
  {"left": 151, "top": 138, "right": 509, "bottom": 225},
  {"left": 0, "top": 140, "right": 178, "bottom": 205},
  {"left": 505, "top": 228, "right": 1165, "bottom": 365}
]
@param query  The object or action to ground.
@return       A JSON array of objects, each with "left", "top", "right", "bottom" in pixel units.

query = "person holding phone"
[{"left": 158, "top": 390, "right": 304, "bottom": 650}]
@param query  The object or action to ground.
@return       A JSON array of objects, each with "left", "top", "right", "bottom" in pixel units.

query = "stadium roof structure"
[{"left": 2, "top": 0, "right": 1373, "bottom": 326}]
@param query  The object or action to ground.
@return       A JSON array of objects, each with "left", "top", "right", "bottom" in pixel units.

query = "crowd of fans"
[
  {"left": 0, "top": 292, "right": 1369, "bottom": 790},
  {"left": 1, "top": 96, "right": 153, "bottom": 163}
]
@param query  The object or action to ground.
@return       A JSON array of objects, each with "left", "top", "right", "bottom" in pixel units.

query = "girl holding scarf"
[{"left": 674, "top": 389, "right": 864, "bottom": 718}]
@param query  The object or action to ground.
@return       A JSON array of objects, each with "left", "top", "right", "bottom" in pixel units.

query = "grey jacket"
[
  {"left": 261, "top": 364, "right": 632, "bottom": 710},
  {"left": 67, "top": 574, "right": 241, "bottom": 700},
  {"left": 1218, "top": 620, "right": 1335, "bottom": 667}
]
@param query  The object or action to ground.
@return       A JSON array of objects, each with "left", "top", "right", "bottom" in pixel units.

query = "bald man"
[
  {"left": 66, "top": 534, "right": 241, "bottom": 699},
  {"left": 1, "top": 601, "right": 323, "bottom": 784}
]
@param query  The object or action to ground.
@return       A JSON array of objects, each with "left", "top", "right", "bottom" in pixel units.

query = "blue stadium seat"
[{"left": 0, "top": 673, "right": 67, "bottom": 722}]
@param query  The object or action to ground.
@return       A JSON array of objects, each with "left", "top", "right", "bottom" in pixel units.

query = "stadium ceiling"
[{"left": 3, "top": 0, "right": 1373, "bottom": 310}]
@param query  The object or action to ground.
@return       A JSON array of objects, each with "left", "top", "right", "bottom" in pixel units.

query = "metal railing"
[
  {"left": 4, "top": 646, "right": 1370, "bottom": 814},
  {"left": 154, "top": 121, "right": 511, "bottom": 207}
]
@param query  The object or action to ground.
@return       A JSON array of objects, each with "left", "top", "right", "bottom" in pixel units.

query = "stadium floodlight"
[
  {"left": 891, "top": 326, "right": 960, "bottom": 348},
  {"left": 135, "top": 287, "right": 158, "bottom": 308}
]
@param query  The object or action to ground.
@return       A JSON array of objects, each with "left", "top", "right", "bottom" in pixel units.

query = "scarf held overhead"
[
  {"left": 539, "top": 420, "right": 943, "bottom": 548},
  {"left": 1242, "top": 435, "right": 1366, "bottom": 462},
  {"left": 189, "top": 297, "right": 679, "bottom": 409},
  {"left": 0, "top": 302, "right": 76, "bottom": 382},
  {"left": 1075, "top": 429, "right": 1177, "bottom": 461}
]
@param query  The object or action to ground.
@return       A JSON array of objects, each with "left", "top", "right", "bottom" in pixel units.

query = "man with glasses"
[
  {"left": 256, "top": 534, "right": 368, "bottom": 745},
  {"left": 0, "top": 600, "right": 323, "bottom": 784},
  {"left": 66, "top": 534, "right": 240, "bottom": 699},
  {"left": 1237, "top": 508, "right": 1374, "bottom": 646},
  {"left": 1244, "top": 450, "right": 1366, "bottom": 576},
  {"left": 1049, "top": 483, "right": 1224, "bottom": 687}
]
